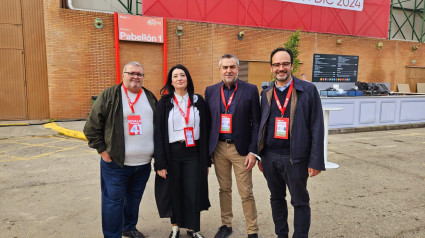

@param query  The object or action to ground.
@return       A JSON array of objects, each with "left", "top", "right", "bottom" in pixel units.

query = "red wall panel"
[{"left": 143, "top": 0, "right": 390, "bottom": 38}]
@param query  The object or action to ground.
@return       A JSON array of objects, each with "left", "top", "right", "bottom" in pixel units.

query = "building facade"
[{"left": 0, "top": 0, "right": 424, "bottom": 120}]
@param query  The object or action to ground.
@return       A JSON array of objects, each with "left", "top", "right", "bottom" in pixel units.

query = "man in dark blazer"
[
  {"left": 205, "top": 54, "right": 260, "bottom": 238},
  {"left": 257, "top": 47, "right": 325, "bottom": 238}
]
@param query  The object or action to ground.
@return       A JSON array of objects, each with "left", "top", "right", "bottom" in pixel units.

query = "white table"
[{"left": 323, "top": 107, "right": 343, "bottom": 169}]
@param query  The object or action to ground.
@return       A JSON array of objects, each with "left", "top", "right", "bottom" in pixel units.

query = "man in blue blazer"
[
  {"left": 205, "top": 54, "right": 260, "bottom": 238},
  {"left": 257, "top": 48, "right": 325, "bottom": 238}
]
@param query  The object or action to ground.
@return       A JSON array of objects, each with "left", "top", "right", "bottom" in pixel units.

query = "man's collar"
[
  {"left": 275, "top": 77, "right": 293, "bottom": 92},
  {"left": 222, "top": 79, "right": 238, "bottom": 89}
]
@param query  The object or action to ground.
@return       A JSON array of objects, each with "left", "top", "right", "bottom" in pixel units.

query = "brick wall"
[
  {"left": 165, "top": 20, "right": 425, "bottom": 95},
  {"left": 44, "top": 1, "right": 424, "bottom": 119},
  {"left": 119, "top": 41, "right": 164, "bottom": 98},
  {"left": 44, "top": 0, "right": 165, "bottom": 119},
  {"left": 44, "top": 0, "right": 116, "bottom": 119}
]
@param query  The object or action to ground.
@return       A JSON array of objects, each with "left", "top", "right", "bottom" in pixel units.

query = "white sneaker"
[
  {"left": 168, "top": 227, "right": 180, "bottom": 238},
  {"left": 193, "top": 232, "right": 205, "bottom": 238}
]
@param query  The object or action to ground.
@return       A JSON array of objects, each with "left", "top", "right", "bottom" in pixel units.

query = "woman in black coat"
[{"left": 154, "top": 64, "right": 211, "bottom": 238}]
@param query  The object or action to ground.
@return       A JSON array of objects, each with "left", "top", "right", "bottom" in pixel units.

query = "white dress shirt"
[
  {"left": 168, "top": 92, "right": 200, "bottom": 143},
  {"left": 275, "top": 77, "right": 293, "bottom": 92}
]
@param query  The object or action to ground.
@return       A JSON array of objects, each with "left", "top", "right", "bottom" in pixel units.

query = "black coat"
[{"left": 153, "top": 93, "right": 211, "bottom": 218}]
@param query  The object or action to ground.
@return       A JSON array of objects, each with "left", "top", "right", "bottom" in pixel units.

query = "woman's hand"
[{"left": 157, "top": 169, "right": 167, "bottom": 179}]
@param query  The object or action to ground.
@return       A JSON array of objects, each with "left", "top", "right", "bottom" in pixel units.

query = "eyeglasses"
[
  {"left": 271, "top": 62, "right": 291, "bottom": 69},
  {"left": 124, "top": 72, "right": 145, "bottom": 77}
]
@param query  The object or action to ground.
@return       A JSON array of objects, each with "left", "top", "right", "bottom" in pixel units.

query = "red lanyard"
[
  {"left": 273, "top": 80, "right": 293, "bottom": 116},
  {"left": 220, "top": 81, "right": 238, "bottom": 113},
  {"left": 173, "top": 95, "right": 191, "bottom": 125},
  {"left": 122, "top": 84, "right": 143, "bottom": 114}
]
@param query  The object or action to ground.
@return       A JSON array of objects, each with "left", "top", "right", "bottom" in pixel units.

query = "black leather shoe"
[
  {"left": 169, "top": 228, "right": 180, "bottom": 238},
  {"left": 122, "top": 229, "right": 145, "bottom": 238},
  {"left": 187, "top": 229, "right": 194, "bottom": 236},
  {"left": 214, "top": 225, "right": 232, "bottom": 238},
  {"left": 248, "top": 233, "right": 258, "bottom": 238}
]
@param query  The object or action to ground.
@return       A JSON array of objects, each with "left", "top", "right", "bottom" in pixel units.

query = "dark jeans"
[
  {"left": 262, "top": 152, "right": 310, "bottom": 238},
  {"left": 169, "top": 141, "right": 200, "bottom": 232},
  {"left": 100, "top": 159, "right": 151, "bottom": 238}
]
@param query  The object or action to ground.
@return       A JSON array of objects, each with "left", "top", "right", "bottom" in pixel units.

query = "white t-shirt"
[{"left": 121, "top": 86, "right": 154, "bottom": 166}]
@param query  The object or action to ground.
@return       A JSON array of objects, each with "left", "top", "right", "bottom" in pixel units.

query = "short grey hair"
[
  {"left": 123, "top": 61, "right": 144, "bottom": 73},
  {"left": 219, "top": 54, "right": 239, "bottom": 68}
]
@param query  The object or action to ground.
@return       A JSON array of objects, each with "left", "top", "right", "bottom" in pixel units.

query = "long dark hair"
[{"left": 160, "top": 64, "right": 195, "bottom": 106}]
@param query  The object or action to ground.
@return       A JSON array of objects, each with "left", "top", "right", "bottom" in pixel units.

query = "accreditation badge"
[
  {"left": 274, "top": 117, "right": 289, "bottom": 139},
  {"left": 128, "top": 115, "right": 142, "bottom": 135},
  {"left": 184, "top": 127, "right": 195, "bottom": 147},
  {"left": 219, "top": 114, "right": 232, "bottom": 134}
]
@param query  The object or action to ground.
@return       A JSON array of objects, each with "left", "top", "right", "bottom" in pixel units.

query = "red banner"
[{"left": 142, "top": 0, "right": 390, "bottom": 38}]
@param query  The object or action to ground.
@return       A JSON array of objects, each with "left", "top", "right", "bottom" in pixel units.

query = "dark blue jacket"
[
  {"left": 205, "top": 80, "right": 260, "bottom": 156},
  {"left": 258, "top": 77, "right": 325, "bottom": 170}
]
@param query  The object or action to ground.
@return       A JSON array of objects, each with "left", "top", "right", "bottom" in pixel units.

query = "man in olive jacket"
[{"left": 84, "top": 61, "right": 157, "bottom": 238}]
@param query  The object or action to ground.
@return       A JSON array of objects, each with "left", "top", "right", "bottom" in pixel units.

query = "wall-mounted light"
[
  {"left": 237, "top": 31, "right": 245, "bottom": 40},
  {"left": 377, "top": 42, "right": 383, "bottom": 50},
  {"left": 176, "top": 26, "right": 183, "bottom": 36},
  {"left": 336, "top": 39, "right": 343, "bottom": 46},
  {"left": 411, "top": 59, "right": 416, "bottom": 65},
  {"left": 412, "top": 45, "right": 419, "bottom": 52},
  {"left": 94, "top": 18, "right": 104, "bottom": 29}
]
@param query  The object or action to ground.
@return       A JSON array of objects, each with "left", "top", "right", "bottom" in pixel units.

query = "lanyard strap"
[
  {"left": 273, "top": 80, "right": 293, "bottom": 116},
  {"left": 173, "top": 95, "right": 191, "bottom": 125},
  {"left": 220, "top": 81, "right": 238, "bottom": 113},
  {"left": 122, "top": 84, "right": 143, "bottom": 114}
]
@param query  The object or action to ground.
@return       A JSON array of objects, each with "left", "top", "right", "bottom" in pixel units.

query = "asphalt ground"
[{"left": 0, "top": 123, "right": 424, "bottom": 238}]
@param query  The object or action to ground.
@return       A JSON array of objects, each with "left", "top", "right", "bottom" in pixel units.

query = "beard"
[
  {"left": 276, "top": 75, "right": 290, "bottom": 81},
  {"left": 274, "top": 70, "right": 291, "bottom": 82},
  {"left": 222, "top": 73, "right": 238, "bottom": 85}
]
